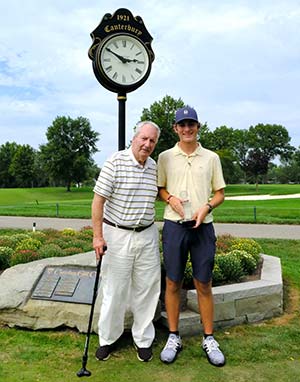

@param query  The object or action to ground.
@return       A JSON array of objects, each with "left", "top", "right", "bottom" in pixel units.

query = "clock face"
[{"left": 98, "top": 34, "right": 150, "bottom": 86}]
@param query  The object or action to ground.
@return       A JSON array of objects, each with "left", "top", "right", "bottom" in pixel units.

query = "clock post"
[
  {"left": 88, "top": 8, "right": 155, "bottom": 150},
  {"left": 117, "top": 92, "right": 126, "bottom": 150}
]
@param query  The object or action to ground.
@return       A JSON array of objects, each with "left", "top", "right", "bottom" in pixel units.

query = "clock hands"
[
  {"left": 105, "top": 47, "right": 143, "bottom": 65},
  {"left": 105, "top": 47, "right": 128, "bottom": 63},
  {"left": 126, "top": 58, "right": 144, "bottom": 64}
]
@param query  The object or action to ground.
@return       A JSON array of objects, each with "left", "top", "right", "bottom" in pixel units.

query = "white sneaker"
[
  {"left": 202, "top": 336, "right": 225, "bottom": 367},
  {"left": 160, "top": 333, "right": 182, "bottom": 364}
]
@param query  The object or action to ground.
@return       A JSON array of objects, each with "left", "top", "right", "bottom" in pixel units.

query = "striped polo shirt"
[{"left": 93, "top": 147, "right": 158, "bottom": 227}]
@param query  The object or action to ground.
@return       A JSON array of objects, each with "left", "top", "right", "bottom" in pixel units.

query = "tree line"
[
  {"left": 0, "top": 116, "right": 99, "bottom": 191},
  {"left": 141, "top": 96, "right": 300, "bottom": 187},
  {"left": 0, "top": 95, "right": 299, "bottom": 190}
]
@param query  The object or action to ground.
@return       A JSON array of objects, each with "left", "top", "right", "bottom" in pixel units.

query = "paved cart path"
[{"left": 0, "top": 216, "right": 299, "bottom": 239}]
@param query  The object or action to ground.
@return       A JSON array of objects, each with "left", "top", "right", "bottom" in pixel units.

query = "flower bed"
[{"left": 0, "top": 227, "right": 93, "bottom": 271}]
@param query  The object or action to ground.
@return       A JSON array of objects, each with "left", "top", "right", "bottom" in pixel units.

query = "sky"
[{"left": 1, "top": 0, "right": 300, "bottom": 167}]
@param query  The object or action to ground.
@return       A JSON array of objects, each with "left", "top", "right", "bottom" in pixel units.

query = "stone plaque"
[{"left": 31, "top": 265, "right": 98, "bottom": 305}]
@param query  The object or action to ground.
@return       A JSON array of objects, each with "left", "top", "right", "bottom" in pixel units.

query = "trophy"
[{"left": 180, "top": 191, "right": 195, "bottom": 227}]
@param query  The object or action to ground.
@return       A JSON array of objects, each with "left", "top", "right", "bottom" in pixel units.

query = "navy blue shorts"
[{"left": 162, "top": 220, "right": 216, "bottom": 283}]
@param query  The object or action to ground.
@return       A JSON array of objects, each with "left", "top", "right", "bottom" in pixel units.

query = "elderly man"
[{"left": 92, "top": 121, "right": 161, "bottom": 363}]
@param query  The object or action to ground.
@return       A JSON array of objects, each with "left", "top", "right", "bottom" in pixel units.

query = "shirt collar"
[
  {"left": 174, "top": 142, "right": 203, "bottom": 157},
  {"left": 128, "top": 147, "right": 150, "bottom": 169}
]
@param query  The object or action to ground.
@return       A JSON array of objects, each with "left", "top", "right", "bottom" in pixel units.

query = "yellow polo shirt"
[{"left": 157, "top": 143, "right": 226, "bottom": 223}]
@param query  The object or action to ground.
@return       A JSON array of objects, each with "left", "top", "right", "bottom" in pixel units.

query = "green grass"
[
  {"left": 225, "top": 183, "right": 300, "bottom": 196},
  {"left": 1, "top": 239, "right": 300, "bottom": 382},
  {"left": 0, "top": 187, "right": 92, "bottom": 205},
  {"left": 0, "top": 187, "right": 93, "bottom": 218},
  {"left": 214, "top": 199, "right": 300, "bottom": 224},
  {"left": 0, "top": 185, "right": 299, "bottom": 223},
  {"left": 156, "top": 198, "right": 300, "bottom": 224}
]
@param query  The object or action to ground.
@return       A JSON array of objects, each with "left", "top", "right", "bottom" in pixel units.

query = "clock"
[{"left": 94, "top": 33, "right": 152, "bottom": 93}]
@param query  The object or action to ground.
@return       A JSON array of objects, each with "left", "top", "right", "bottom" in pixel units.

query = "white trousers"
[{"left": 98, "top": 223, "right": 161, "bottom": 348}]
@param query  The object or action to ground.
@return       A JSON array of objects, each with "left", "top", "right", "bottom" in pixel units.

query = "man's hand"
[
  {"left": 168, "top": 195, "right": 185, "bottom": 219},
  {"left": 93, "top": 237, "right": 107, "bottom": 260},
  {"left": 192, "top": 205, "right": 210, "bottom": 228}
]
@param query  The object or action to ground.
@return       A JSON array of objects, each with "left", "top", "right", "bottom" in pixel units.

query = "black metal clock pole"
[{"left": 117, "top": 93, "right": 127, "bottom": 150}]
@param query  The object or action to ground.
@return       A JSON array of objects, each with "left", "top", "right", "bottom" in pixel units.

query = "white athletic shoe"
[
  {"left": 160, "top": 333, "right": 182, "bottom": 364},
  {"left": 202, "top": 336, "right": 226, "bottom": 367}
]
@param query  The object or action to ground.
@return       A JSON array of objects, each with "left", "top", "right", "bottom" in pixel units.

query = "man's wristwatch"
[{"left": 206, "top": 203, "right": 213, "bottom": 213}]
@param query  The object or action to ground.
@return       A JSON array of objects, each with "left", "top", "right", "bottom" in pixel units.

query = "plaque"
[
  {"left": 54, "top": 276, "right": 80, "bottom": 297},
  {"left": 31, "top": 273, "right": 60, "bottom": 299},
  {"left": 31, "top": 265, "right": 98, "bottom": 305}
]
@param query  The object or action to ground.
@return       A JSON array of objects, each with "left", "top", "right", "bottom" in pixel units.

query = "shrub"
[
  {"left": 0, "top": 246, "right": 14, "bottom": 269},
  {"left": 0, "top": 235, "right": 16, "bottom": 249},
  {"left": 10, "top": 233, "right": 30, "bottom": 248},
  {"left": 16, "top": 238, "right": 42, "bottom": 252},
  {"left": 63, "top": 238, "right": 89, "bottom": 251},
  {"left": 46, "top": 237, "right": 70, "bottom": 249},
  {"left": 216, "top": 234, "right": 235, "bottom": 254},
  {"left": 81, "top": 226, "right": 93, "bottom": 233},
  {"left": 10, "top": 250, "right": 40, "bottom": 266},
  {"left": 0, "top": 227, "right": 95, "bottom": 267},
  {"left": 37, "top": 244, "right": 65, "bottom": 258},
  {"left": 228, "top": 249, "right": 257, "bottom": 274},
  {"left": 212, "top": 263, "right": 224, "bottom": 285},
  {"left": 215, "top": 253, "right": 244, "bottom": 283},
  {"left": 81, "top": 242, "right": 93, "bottom": 252},
  {"left": 63, "top": 247, "right": 83, "bottom": 256},
  {"left": 61, "top": 228, "right": 77, "bottom": 236},
  {"left": 230, "top": 238, "right": 262, "bottom": 263},
  {"left": 28, "top": 231, "right": 47, "bottom": 243},
  {"left": 76, "top": 230, "right": 93, "bottom": 241},
  {"left": 42, "top": 229, "right": 61, "bottom": 239},
  {"left": 81, "top": 225, "right": 93, "bottom": 231}
]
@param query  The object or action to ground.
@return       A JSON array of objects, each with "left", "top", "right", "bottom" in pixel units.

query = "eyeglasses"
[{"left": 177, "top": 121, "right": 198, "bottom": 128}]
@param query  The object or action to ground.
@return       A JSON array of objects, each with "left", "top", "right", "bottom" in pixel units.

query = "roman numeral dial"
[{"left": 98, "top": 34, "right": 150, "bottom": 87}]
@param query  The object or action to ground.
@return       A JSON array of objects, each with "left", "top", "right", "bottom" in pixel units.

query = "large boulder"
[{"left": 0, "top": 252, "right": 160, "bottom": 333}]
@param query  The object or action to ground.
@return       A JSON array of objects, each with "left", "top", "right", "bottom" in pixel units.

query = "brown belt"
[{"left": 103, "top": 218, "right": 154, "bottom": 232}]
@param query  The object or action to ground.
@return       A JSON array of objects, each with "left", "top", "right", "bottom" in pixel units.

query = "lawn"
[
  {"left": 0, "top": 185, "right": 299, "bottom": 223},
  {"left": 224, "top": 183, "right": 300, "bottom": 196},
  {"left": 0, "top": 238, "right": 300, "bottom": 382}
]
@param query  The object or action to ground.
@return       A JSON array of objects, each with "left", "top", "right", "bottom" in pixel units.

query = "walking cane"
[{"left": 77, "top": 246, "right": 107, "bottom": 377}]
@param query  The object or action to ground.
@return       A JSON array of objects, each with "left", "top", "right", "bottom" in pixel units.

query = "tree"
[
  {"left": 140, "top": 95, "right": 185, "bottom": 161},
  {"left": 0, "top": 142, "right": 20, "bottom": 187},
  {"left": 232, "top": 129, "right": 249, "bottom": 168},
  {"left": 9, "top": 145, "right": 36, "bottom": 187},
  {"left": 275, "top": 147, "right": 300, "bottom": 184},
  {"left": 293, "top": 146, "right": 300, "bottom": 168},
  {"left": 203, "top": 126, "right": 236, "bottom": 152},
  {"left": 40, "top": 116, "right": 99, "bottom": 191},
  {"left": 247, "top": 124, "right": 294, "bottom": 162},
  {"left": 242, "top": 149, "right": 270, "bottom": 189},
  {"left": 200, "top": 126, "right": 248, "bottom": 184},
  {"left": 195, "top": 122, "right": 212, "bottom": 148},
  {"left": 33, "top": 151, "right": 50, "bottom": 187},
  {"left": 240, "top": 124, "right": 295, "bottom": 188},
  {"left": 216, "top": 149, "right": 243, "bottom": 184}
]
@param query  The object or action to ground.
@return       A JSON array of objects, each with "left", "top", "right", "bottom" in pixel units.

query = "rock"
[{"left": 0, "top": 251, "right": 160, "bottom": 333}]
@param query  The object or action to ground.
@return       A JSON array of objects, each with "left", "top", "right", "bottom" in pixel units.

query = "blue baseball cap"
[{"left": 175, "top": 106, "right": 199, "bottom": 124}]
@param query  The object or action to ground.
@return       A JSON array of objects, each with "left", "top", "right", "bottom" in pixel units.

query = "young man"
[
  {"left": 157, "top": 106, "right": 226, "bottom": 367},
  {"left": 92, "top": 121, "right": 161, "bottom": 362}
]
